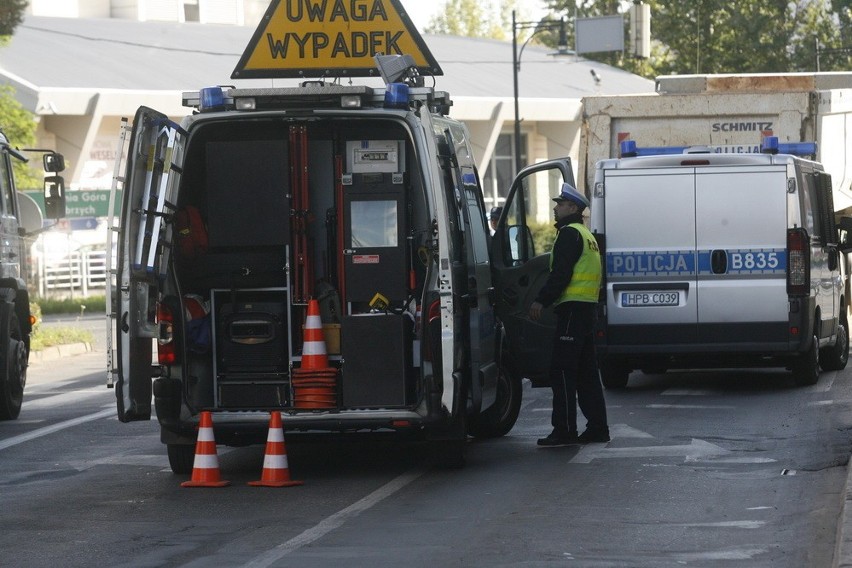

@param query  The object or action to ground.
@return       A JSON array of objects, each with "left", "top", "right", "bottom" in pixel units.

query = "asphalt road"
[{"left": 3, "top": 326, "right": 852, "bottom": 567}]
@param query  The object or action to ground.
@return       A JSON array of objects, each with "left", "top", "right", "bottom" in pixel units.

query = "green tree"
[
  {"left": 426, "top": 0, "right": 519, "bottom": 40},
  {"left": 0, "top": 0, "right": 26, "bottom": 39},
  {"left": 0, "top": 86, "right": 39, "bottom": 188},
  {"left": 0, "top": 0, "right": 39, "bottom": 188},
  {"left": 544, "top": 0, "right": 849, "bottom": 75}
]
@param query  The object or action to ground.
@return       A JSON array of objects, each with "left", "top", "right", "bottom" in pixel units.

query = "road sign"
[
  {"left": 24, "top": 189, "right": 120, "bottom": 219},
  {"left": 232, "top": 0, "right": 443, "bottom": 79}
]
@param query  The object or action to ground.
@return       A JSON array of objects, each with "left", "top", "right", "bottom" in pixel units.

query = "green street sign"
[{"left": 24, "top": 189, "right": 121, "bottom": 219}]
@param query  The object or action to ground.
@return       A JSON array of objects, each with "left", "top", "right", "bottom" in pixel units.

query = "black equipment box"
[
  {"left": 341, "top": 314, "right": 411, "bottom": 408},
  {"left": 212, "top": 289, "right": 288, "bottom": 374}
]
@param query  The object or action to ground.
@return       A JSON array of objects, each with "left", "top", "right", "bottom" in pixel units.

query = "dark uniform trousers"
[{"left": 549, "top": 301, "right": 607, "bottom": 434}]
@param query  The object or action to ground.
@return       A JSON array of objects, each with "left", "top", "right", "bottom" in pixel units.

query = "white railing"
[{"left": 35, "top": 249, "right": 108, "bottom": 297}]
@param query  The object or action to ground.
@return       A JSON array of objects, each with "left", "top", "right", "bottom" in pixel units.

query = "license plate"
[{"left": 621, "top": 291, "right": 680, "bottom": 307}]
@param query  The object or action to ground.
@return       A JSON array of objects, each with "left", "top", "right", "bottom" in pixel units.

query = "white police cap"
[{"left": 552, "top": 183, "right": 590, "bottom": 208}]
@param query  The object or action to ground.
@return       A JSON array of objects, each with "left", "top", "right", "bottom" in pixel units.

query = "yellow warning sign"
[{"left": 232, "top": 0, "right": 443, "bottom": 79}]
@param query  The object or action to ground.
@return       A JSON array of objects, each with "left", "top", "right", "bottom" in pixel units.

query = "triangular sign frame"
[{"left": 232, "top": 0, "right": 443, "bottom": 80}]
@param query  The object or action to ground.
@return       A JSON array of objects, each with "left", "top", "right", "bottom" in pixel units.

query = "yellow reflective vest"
[{"left": 551, "top": 222, "right": 602, "bottom": 305}]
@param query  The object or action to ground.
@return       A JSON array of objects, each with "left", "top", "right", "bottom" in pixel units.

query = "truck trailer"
[{"left": 580, "top": 73, "right": 852, "bottom": 215}]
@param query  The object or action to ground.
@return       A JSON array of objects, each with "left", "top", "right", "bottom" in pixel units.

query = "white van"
[{"left": 590, "top": 138, "right": 850, "bottom": 387}]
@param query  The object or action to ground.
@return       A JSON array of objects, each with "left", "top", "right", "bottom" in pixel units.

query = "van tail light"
[
  {"left": 787, "top": 228, "right": 810, "bottom": 296},
  {"left": 156, "top": 302, "right": 177, "bottom": 365},
  {"left": 423, "top": 299, "right": 441, "bottom": 363}
]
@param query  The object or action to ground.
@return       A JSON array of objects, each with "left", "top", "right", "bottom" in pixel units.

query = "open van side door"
[
  {"left": 491, "top": 159, "right": 576, "bottom": 384},
  {"left": 114, "top": 107, "right": 184, "bottom": 422}
]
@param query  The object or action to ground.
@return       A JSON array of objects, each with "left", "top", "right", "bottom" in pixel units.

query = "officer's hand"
[{"left": 529, "top": 301, "right": 543, "bottom": 321}]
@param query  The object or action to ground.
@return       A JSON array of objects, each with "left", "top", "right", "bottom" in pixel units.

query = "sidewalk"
[
  {"left": 837, "top": 457, "right": 852, "bottom": 567},
  {"left": 29, "top": 341, "right": 92, "bottom": 364}
]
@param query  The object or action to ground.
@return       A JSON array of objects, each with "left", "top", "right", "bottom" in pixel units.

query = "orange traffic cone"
[
  {"left": 181, "top": 411, "right": 230, "bottom": 488},
  {"left": 248, "top": 411, "right": 303, "bottom": 487},
  {"left": 300, "top": 299, "right": 329, "bottom": 370}
]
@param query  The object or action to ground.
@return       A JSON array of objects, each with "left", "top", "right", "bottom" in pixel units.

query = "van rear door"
[
  {"left": 114, "top": 107, "right": 184, "bottom": 422},
  {"left": 694, "top": 166, "right": 787, "bottom": 343},
  {"left": 603, "top": 168, "right": 699, "bottom": 344}
]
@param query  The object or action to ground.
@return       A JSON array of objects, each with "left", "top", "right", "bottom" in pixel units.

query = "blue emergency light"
[
  {"left": 199, "top": 86, "right": 226, "bottom": 112},
  {"left": 619, "top": 140, "right": 688, "bottom": 157},
  {"left": 384, "top": 83, "right": 410, "bottom": 109},
  {"left": 760, "top": 136, "right": 818, "bottom": 157},
  {"left": 620, "top": 137, "right": 818, "bottom": 159}
]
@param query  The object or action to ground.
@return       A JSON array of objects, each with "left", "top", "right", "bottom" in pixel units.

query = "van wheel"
[
  {"left": 819, "top": 316, "right": 849, "bottom": 371},
  {"left": 600, "top": 359, "right": 630, "bottom": 389},
  {"left": 792, "top": 334, "right": 820, "bottom": 386},
  {"left": 469, "top": 355, "right": 522, "bottom": 439},
  {"left": 0, "top": 313, "right": 26, "bottom": 421},
  {"left": 167, "top": 443, "right": 196, "bottom": 475}
]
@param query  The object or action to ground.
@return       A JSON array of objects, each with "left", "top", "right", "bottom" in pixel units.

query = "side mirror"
[
  {"left": 43, "top": 152, "right": 65, "bottom": 173},
  {"left": 44, "top": 175, "right": 66, "bottom": 219},
  {"left": 839, "top": 217, "right": 852, "bottom": 254}
]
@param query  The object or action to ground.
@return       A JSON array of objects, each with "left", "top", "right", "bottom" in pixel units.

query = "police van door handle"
[{"left": 711, "top": 249, "right": 728, "bottom": 274}]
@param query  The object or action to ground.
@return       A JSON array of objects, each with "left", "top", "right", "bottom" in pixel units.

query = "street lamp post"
[{"left": 511, "top": 10, "right": 570, "bottom": 175}]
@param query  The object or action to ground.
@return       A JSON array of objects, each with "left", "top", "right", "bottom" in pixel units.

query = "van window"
[
  {"left": 800, "top": 173, "right": 821, "bottom": 242},
  {"left": 0, "top": 155, "right": 13, "bottom": 216}
]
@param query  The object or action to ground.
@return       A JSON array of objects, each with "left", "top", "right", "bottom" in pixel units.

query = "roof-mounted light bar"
[
  {"left": 619, "top": 137, "right": 819, "bottom": 159},
  {"left": 760, "top": 136, "right": 818, "bottom": 157}
]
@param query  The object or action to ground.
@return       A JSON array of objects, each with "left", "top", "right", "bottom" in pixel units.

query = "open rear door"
[
  {"left": 491, "top": 159, "right": 576, "bottom": 384},
  {"left": 115, "top": 107, "right": 184, "bottom": 422}
]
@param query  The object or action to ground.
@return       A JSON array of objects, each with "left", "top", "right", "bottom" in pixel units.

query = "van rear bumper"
[{"left": 597, "top": 321, "right": 811, "bottom": 369}]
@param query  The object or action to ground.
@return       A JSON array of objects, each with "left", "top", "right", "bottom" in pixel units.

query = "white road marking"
[
  {"left": 0, "top": 408, "right": 115, "bottom": 451},
  {"left": 683, "top": 521, "right": 765, "bottom": 529},
  {"left": 647, "top": 404, "right": 736, "bottom": 410},
  {"left": 241, "top": 467, "right": 427, "bottom": 568},
  {"left": 571, "top": 438, "right": 729, "bottom": 464},
  {"left": 662, "top": 389, "right": 714, "bottom": 396},
  {"left": 610, "top": 424, "right": 654, "bottom": 439}
]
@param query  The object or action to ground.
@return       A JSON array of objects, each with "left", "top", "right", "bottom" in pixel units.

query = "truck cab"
[
  {"left": 108, "top": 70, "right": 569, "bottom": 470},
  {"left": 591, "top": 138, "right": 850, "bottom": 387},
  {"left": 0, "top": 130, "right": 66, "bottom": 419}
]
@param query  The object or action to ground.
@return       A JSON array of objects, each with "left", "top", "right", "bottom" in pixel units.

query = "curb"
[
  {"left": 836, "top": 455, "right": 852, "bottom": 568},
  {"left": 29, "top": 342, "right": 93, "bottom": 364}
]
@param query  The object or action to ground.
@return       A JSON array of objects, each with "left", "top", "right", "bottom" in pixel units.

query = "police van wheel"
[
  {"left": 819, "top": 316, "right": 849, "bottom": 372},
  {"left": 167, "top": 443, "right": 196, "bottom": 475},
  {"left": 600, "top": 359, "right": 630, "bottom": 389},
  {"left": 469, "top": 356, "right": 522, "bottom": 439},
  {"left": 792, "top": 334, "right": 820, "bottom": 386}
]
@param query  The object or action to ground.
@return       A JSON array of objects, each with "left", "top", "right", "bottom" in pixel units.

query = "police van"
[
  {"left": 107, "top": 32, "right": 573, "bottom": 468},
  {"left": 591, "top": 137, "right": 852, "bottom": 388}
]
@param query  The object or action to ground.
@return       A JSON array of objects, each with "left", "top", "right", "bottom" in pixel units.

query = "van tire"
[
  {"left": 819, "top": 316, "right": 849, "bottom": 371},
  {"left": 792, "top": 334, "right": 820, "bottom": 386},
  {"left": 0, "top": 310, "right": 26, "bottom": 421},
  {"left": 469, "top": 354, "right": 522, "bottom": 439},
  {"left": 600, "top": 359, "right": 630, "bottom": 389},
  {"left": 167, "top": 443, "right": 196, "bottom": 475}
]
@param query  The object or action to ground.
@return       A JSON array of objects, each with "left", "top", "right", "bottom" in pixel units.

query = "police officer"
[{"left": 529, "top": 183, "right": 609, "bottom": 446}]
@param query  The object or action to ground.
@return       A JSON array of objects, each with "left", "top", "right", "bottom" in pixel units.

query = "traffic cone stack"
[
  {"left": 181, "top": 411, "right": 230, "bottom": 488},
  {"left": 248, "top": 411, "right": 303, "bottom": 487},
  {"left": 292, "top": 299, "right": 339, "bottom": 409}
]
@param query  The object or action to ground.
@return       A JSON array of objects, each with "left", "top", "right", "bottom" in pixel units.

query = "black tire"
[
  {"left": 793, "top": 333, "right": 820, "bottom": 386},
  {"left": 167, "top": 443, "right": 196, "bottom": 475},
  {"left": 600, "top": 358, "right": 630, "bottom": 389},
  {"left": 820, "top": 315, "right": 849, "bottom": 371},
  {"left": 0, "top": 312, "right": 26, "bottom": 421},
  {"left": 469, "top": 355, "right": 522, "bottom": 439}
]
